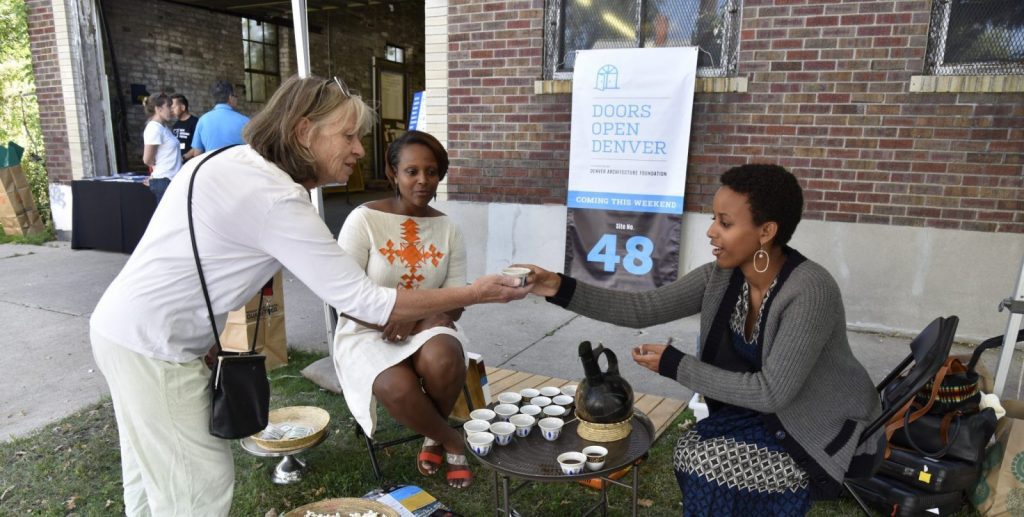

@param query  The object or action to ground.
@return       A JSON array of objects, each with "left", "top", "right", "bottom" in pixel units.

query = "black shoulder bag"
[
  {"left": 186, "top": 145, "right": 271, "bottom": 439},
  {"left": 889, "top": 330, "right": 1024, "bottom": 463}
]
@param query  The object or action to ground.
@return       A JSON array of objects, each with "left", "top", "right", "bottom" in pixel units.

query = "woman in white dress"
[{"left": 332, "top": 130, "right": 474, "bottom": 488}]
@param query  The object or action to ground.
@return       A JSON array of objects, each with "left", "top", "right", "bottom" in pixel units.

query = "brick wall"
[
  {"left": 307, "top": 3, "right": 426, "bottom": 100},
  {"left": 446, "top": 0, "right": 1024, "bottom": 233},
  {"left": 447, "top": 0, "right": 565, "bottom": 203},
  {"left": 25, "top": 0, "right": 72, "bottom": 183}
]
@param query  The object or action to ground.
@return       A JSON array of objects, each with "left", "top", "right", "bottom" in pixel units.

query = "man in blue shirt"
[{"left": 185, "top": 80, "right": 249, "bottom": 159}]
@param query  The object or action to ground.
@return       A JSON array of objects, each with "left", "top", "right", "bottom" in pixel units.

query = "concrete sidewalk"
[{"left": 3, "top": 241, "right": 1021, "bottom": 441}]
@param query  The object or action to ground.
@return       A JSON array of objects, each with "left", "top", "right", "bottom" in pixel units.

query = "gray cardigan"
[{"left": 557, "top": 258, "right": 881, "bottom": 482}]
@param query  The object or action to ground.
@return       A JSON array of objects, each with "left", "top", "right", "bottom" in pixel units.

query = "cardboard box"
[
  {"left": 452, "top": 352, "right": 491, "bottom": 420},
  {"left": 0, "top": 165, "right": 44, "bottom": 236}
]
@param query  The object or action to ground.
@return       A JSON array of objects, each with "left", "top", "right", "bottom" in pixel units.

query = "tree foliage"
[{"left": 0, "top": 0, "right": 51, "bottom": 228}]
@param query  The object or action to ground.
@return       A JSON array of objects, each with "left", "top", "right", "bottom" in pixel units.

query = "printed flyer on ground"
[{"left": 565, "top": 47, "right": 697, "bottom": 290}]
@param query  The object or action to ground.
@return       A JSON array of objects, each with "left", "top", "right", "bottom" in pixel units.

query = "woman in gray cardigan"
[{"left": 524, "top": 164, "right": 882, "bottom": 516}]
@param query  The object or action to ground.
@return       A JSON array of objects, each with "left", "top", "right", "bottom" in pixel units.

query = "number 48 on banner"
[{"left": 586, "top": 234, "right": 655, "bottom": 275}]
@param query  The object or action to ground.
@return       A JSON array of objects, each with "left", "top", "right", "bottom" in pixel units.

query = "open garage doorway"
[{"left": 98, "top": 0, "right": 426, "bottom": 234}]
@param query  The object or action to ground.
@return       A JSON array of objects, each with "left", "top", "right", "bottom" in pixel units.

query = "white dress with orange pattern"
[{"left": 331, "top": 205, "right": 468, "bottom": 437}]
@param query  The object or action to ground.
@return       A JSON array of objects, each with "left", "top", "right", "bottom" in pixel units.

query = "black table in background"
[{"left": 71, "top": 179, "right": 156, "bottom": 253}]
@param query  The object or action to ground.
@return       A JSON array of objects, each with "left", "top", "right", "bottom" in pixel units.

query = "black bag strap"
[
  {"left": 186, "top": 144, "right": 267, "bottom": 356},
  {"left": 966, "top": 329, "right": 1024, "bottom": 373},
  {"left": 899, "top": 407, "right": 963, "bottom": 459}
]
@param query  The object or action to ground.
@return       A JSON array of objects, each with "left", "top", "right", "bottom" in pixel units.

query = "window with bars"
[
  {"left": 544, "top": 0, "right": 742, "bottom": 79},
  {"left": 242, "top": 18, "right": 280, "bottom": 102},
  {"left": 925, "top": 0, "right": 1024, "bottom": 75}
]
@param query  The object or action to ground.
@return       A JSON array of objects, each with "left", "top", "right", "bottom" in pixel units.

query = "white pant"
[{"left": 91, "top": 330, "right": 234, "bottom": 516}]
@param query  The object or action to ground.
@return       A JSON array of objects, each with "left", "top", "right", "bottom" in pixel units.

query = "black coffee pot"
[{"left": 574, "top": 341, "right": 634, "bottom": 424}]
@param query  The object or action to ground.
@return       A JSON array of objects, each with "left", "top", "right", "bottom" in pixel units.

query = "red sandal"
[
  {"left": 445, "top": 453, "right": 473, "bottom": 489},
  {"left": 417, "top": 443, "right": 443, "bottom": 476}
]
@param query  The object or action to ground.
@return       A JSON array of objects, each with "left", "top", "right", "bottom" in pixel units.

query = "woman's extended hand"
[
  {"left": 470, "top": 274, "right": 532, "bottom": 304},
  {"left": 631, "top": 344, "right": 667, "bottom": 373},
  {"left": 514, "top": 264, "right": 561, "bottom": 297}
]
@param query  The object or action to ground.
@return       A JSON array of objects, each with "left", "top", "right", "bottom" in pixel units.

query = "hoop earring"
[{"left": 753, "top": 246, "right": 770, "bottom": 274}]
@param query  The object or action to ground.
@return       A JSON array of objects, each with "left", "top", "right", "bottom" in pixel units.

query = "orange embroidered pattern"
[{"left": 379, "top": 218, "right": 445, "bottom": 289}]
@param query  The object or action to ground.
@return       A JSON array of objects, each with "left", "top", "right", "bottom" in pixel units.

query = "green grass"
[
  {"left": 0, "top": 224, "right": 53, "bottom": 245},
  {"left": 0, "top": 351, "right": 972, "bottom": 516}
]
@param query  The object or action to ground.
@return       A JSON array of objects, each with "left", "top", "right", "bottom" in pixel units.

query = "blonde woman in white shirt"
[
  {"left": 90, "top": 76, "right": 529, "bottom": 516},
  {"left": 141, "top": 93, "right": 182, "bottom": 203}
]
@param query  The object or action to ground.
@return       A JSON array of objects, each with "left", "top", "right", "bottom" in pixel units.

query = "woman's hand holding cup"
[
  {"left": 632, "top": 343, "right": 668, "bottom": 373},
  {"left": 470, "top": 274, "right": 532, "bottom": 304},
  {"left": 511, "top": 264, "right": 561, "bottom": 298}
]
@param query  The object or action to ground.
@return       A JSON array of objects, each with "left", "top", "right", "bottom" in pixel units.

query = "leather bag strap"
[
  {"left": 882, "top": 359, "right": 953, "bottom": 458},
  {"left": 186, "top": 145, "right": 266, "bottom": 356}
]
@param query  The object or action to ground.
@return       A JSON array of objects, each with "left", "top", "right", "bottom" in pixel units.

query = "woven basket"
[
  {"left": 251, "top": 406, "right": 330, "bottom": 452},
  {"left": 284, "top": 497, "right": 398, "bottom": 517},
  {"left": 576, "top": 412, "right": 632, "bottom": 442}
]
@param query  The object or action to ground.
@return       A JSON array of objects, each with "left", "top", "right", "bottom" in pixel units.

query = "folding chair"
[
  {"left": 357, "top": 385, "right": 476, "bottom": 484},
  {"left": 843, "top": 315, "right": 960, "bottom": 515},
  {"left": 322, "top": 308, "right": 476, "bottom": 485}
]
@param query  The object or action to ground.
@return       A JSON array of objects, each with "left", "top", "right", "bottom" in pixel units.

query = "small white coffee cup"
[
  {"left": 498, "top": 391, "right": 523, "bottom": 405},
  {"left": 582, "top": 445, "right": 608, "bottom": 471},
  {"left": 501, "top": 266, "right": 530, "bottom": 287},
  {"left": 560, "top": 384, "right": 578, "bottom": 397},
  {"left": 543, "top": 405, "right": 566, "bottom": 417},
  {"left": 519, "top": 404, "right": 542, "bottom": 417},
  {"left": 468, "top": 432, "right": 495, "bottom": 456},
  {"left": 519, "top": 388, "right": 541, "bottom": 399},
  {"left": 464, "top": 419, "right": 491, "bottom": 436},
  {"left": 490, "top": 421, "right": 516, "bottom": 446},
  {"left": 509, "top": 414, "right": 536, "bottom": 437},
  {"left": 531, "top": 396, "right": 552, "bottom": 408},
  {"left": 557, "top": 451, "right": 587, "bottom": 475},
  {"left": 552, "top": 395, "right": 574, "bottom": 407},
  {"left": 470, "top": 408, "right": 496, "bottom": 422},
  {"left": 538, "top": 417, "right": 564, "bottom": 441},
  {"left": 494, "top": 403, "right": 519, "bottom": 421},
  {"left": 539, "top": 386, "right": 561, "bottom": 397}
]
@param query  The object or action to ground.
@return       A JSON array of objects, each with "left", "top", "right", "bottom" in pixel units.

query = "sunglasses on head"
[{"left": 313, "top": 76, "right": 351, "bottom": 107}]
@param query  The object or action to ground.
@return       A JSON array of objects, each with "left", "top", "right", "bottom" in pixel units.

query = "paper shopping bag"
[
  {"left": 452, "top": 352, "right": 490, "bottom": 420},
  {"left": 219, "top": 271, "right": 288, "bottom": 370},
  {"left": 972, "top": 399, "right": 1024, "bottom": 515}
]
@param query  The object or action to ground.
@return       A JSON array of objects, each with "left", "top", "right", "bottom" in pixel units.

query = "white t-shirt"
[
  {"left": 143, "top": 120, "right": 183, "bottom": 179},
  {"left": 90, "top": 145, "right": 397, "bottom": 362}
]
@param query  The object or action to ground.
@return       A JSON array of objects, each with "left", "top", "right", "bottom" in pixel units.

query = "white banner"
[{"left": 567, "top": 47, "right": 697, "bottom": 215}]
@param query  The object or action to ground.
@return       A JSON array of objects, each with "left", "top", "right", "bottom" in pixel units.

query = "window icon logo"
[{"left": 595, "top": 64, "right": 620, "bottom": 91}]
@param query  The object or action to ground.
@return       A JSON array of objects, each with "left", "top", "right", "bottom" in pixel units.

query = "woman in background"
[
  {"left": 333, "top": 130, "right": 475, "bottom": 489},
  {"left": 141, "top": 93, "right": 182, "bottom": 203}
]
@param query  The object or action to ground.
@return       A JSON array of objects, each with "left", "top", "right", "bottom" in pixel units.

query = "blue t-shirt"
[{"left": 192, "top": 104, "right": 250, "bottom": 153}]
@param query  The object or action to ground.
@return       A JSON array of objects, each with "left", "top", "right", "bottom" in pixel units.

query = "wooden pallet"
[{"left": 484, "top": 366, "right": 687, "bottom": 441}]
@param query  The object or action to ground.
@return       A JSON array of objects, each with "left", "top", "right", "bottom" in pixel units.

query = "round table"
[
  {"left": 239, "top": 429, "right": 330, "bottom": 485},
  {"left": 468, "top": 410, "right": 654, "bottom": 516}
]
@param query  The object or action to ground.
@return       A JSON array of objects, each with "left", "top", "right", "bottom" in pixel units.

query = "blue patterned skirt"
[{"left": 674, "top": 406, "right": 810, "bottom": 517}]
